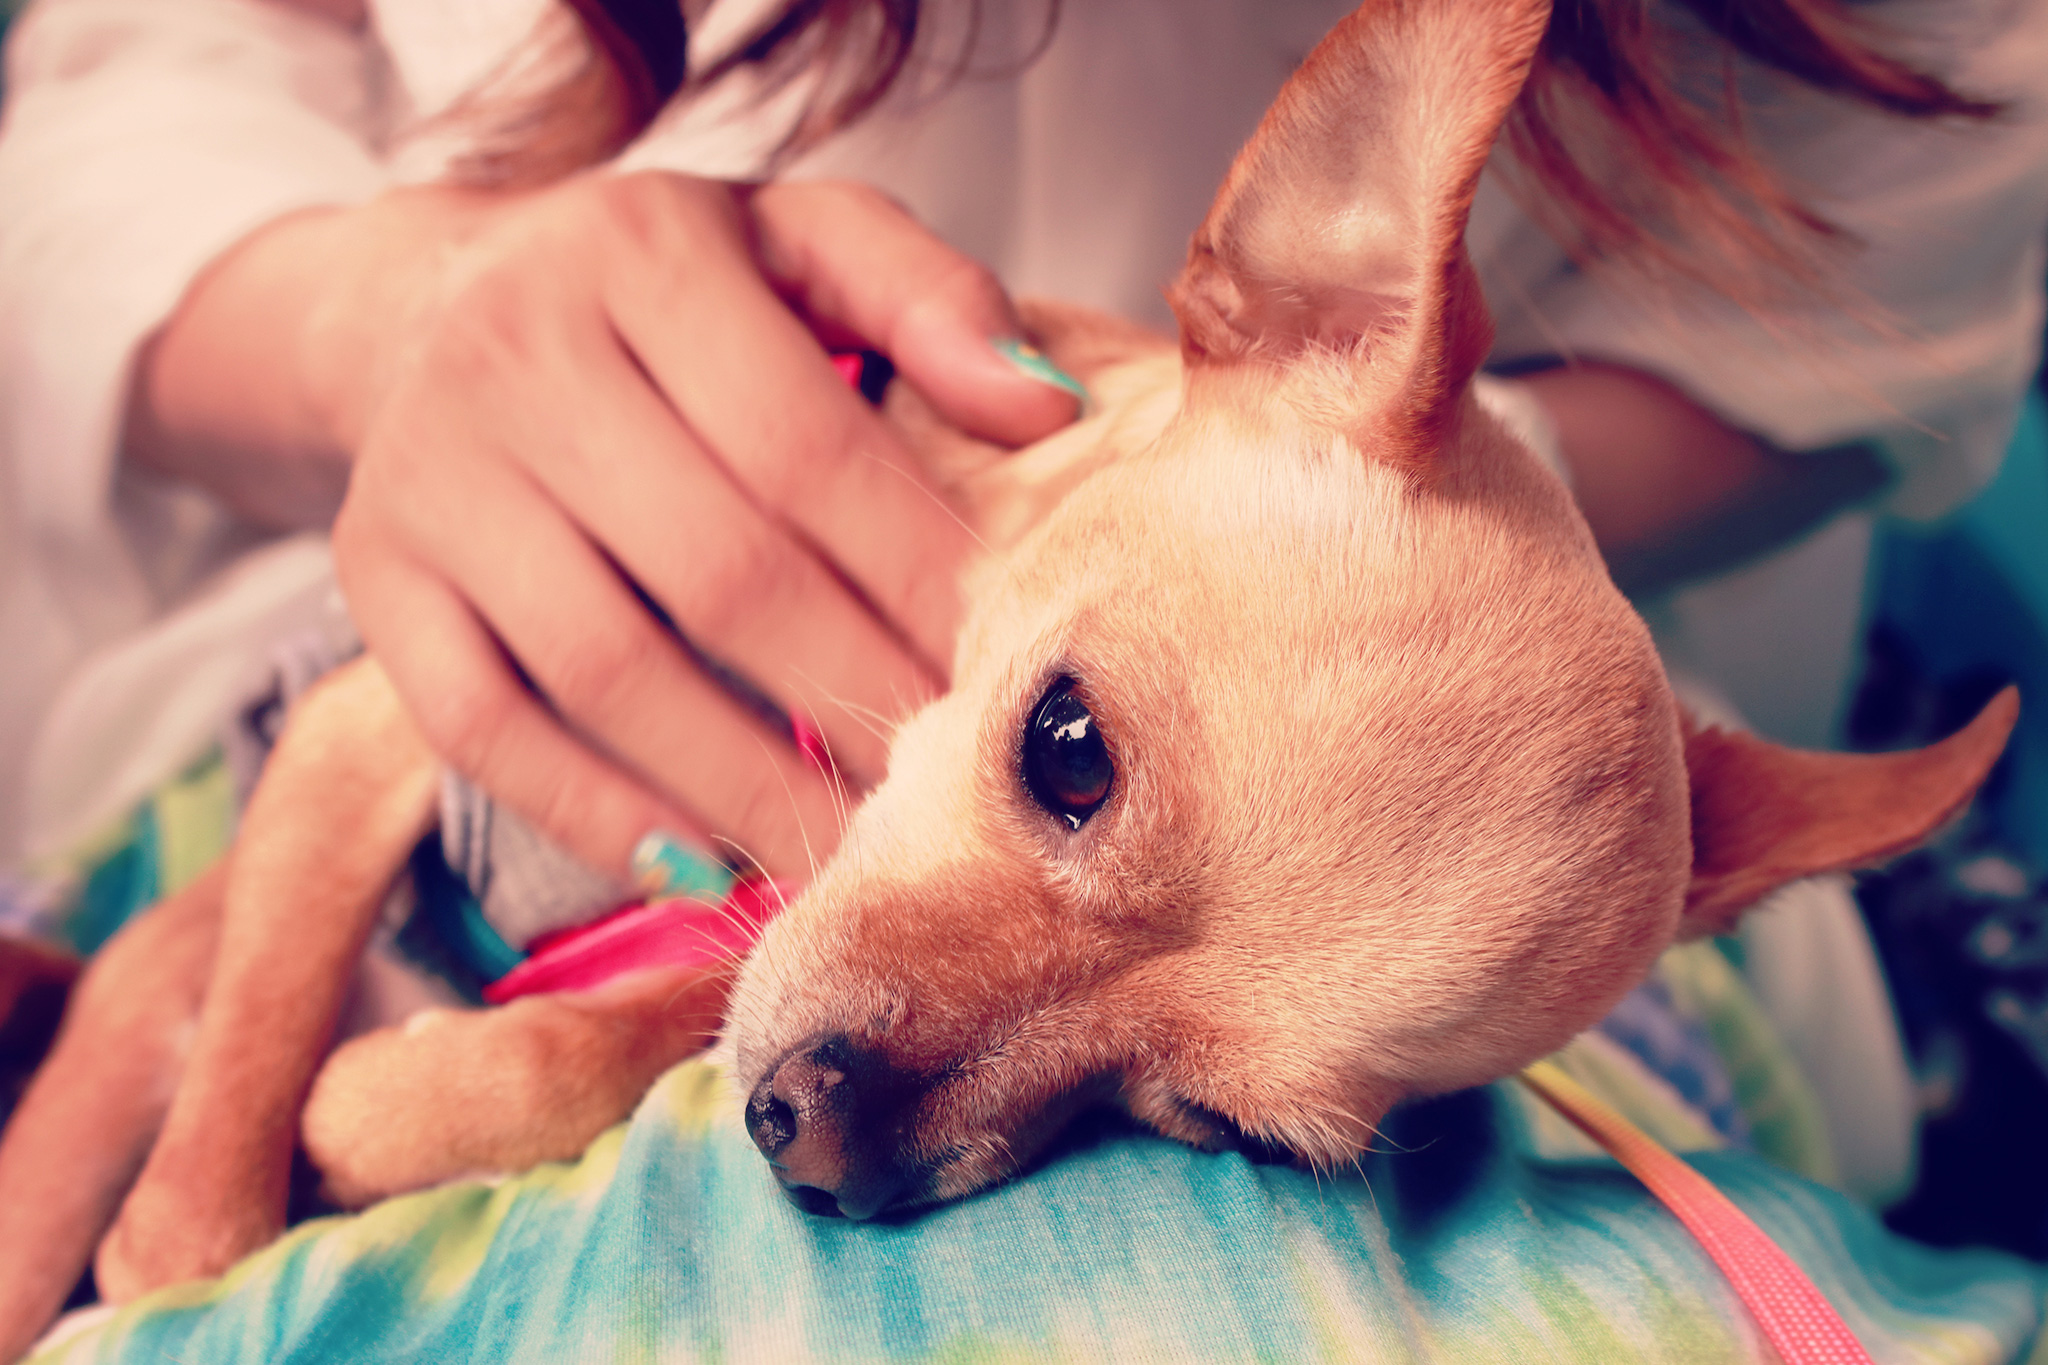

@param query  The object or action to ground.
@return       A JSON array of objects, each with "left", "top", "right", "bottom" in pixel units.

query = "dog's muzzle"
[{"left": 745, "top": 1034, "right": 935, "bottom": 1219}]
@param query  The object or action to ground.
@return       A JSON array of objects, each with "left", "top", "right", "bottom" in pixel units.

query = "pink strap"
[
  {"left": 830, "top": 352, "right": 868, "bottom": 387},
  {"left": 1519, "top": 1060, "right": 1874, "bottom": 1364},
  {"left": 482, "top": 877, "right": 790, "bottom": 1003}
]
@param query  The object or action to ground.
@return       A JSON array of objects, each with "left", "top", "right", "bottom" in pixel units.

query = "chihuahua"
[
  {"left": 0, "top": 0, "right": 2016, "bottom": 1352},
  {"left": 716, "top": 0, "right": 2017, "bottom": 1217}
]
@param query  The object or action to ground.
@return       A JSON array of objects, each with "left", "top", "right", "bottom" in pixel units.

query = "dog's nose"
[{"left": 745, "top": 1034, "right": 926, "bottom": 1220}]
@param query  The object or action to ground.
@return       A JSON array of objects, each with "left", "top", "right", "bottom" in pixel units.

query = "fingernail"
[
  {"left": 631, "top": 830, "right": 736, "bottom": 904},
  {"left": 991, "top": 338, "right": 1087, "bottom": 404}
]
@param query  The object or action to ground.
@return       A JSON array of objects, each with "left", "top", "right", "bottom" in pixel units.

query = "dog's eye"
[{"left": 1022, "top": 678, "right": 1113, "bottom": 829}]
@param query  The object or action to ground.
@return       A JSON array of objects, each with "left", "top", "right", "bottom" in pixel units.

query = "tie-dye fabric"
[
  {"left": 31, "top": 1053, "right": 2045, "bottom": 1365},
  {"left": 10, "top": 747, "right": 2042, "bottom": 1362}
]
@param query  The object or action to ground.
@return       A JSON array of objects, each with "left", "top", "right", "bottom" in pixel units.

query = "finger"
[
  {"left": 599, "top": 182, "right": 978, "bottom": 670},
  {"left": 334, "top": 532, "right": 708, "bottom": 880},
  {"left": 749, "top": 180, "right": 1084, "bottom": 446},
  {"left": 376, "top": 451, "right": 847, "bottom": 880},
  {"left": 509, "top": 323, "right": 935, "bottom": 785}
]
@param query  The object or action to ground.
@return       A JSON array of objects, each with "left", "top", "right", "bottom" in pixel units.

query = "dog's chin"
[
  {"left": 758, "top": 1110, "right": 1089, "bottom": 1220},
  {"left": 1116, "top": 1060, "right": 1412, "bottom": 1174},
  {"left": 766, "top": 1136, "right": 1067, "bottom": 1220},
  {"left": 1145, "top": 1098, "right": 1301, "bottom": 1165},
  {"left": 877, "top": 1093, "right": 1303, "bottom": 1214},
  {"left": 742, "top": 1056, "right": 1147, "bottom": 1220}
]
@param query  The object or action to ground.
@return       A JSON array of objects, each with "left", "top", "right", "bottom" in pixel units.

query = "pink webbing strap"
[{"left": 1518, "top": 1060, "right": 1875, "bottom": 1365}]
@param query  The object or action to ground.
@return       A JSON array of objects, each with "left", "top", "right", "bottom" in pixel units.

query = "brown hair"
[
  {"left": 488, "top": 0, "right": 1995, "bottom": 297},
  {"left": 1508, "top": 0, "right": 1999, "bottom": 302},
  {"left": 453, "top": 0, "right": 1005, "bottom": 185}
]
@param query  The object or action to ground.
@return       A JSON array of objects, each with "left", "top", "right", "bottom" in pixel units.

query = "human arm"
[{"left": 1520, "top": 361, "right": 1890, "bottom": 593}]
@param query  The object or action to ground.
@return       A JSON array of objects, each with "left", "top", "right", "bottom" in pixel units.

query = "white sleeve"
[
  {"left": 0, "top": 0, "right": 388, "bottom": 533},
  {"left": 0, "top": 0, "right": 389, "bottom": 863}
]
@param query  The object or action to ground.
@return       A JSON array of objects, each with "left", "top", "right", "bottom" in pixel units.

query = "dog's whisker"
[
  {"left": 1357, "top": 1165, "right": 1383, "bottom": 1227},
  {"left": 685, "top": 898, "right": 764, "bottom": 950},
  {"left": 853, "top": 445, "right": 1003, "bottom": 566},
  {"left": 815, "top": 732, "right": 856, "bottom": 843},
  {"left": 784, "top": 668, "right": 896, "bottom": 752},
  {"left": 833, "top": 699, "right": 901, "bottom": 742},
  {"left": 709, "top": 831, "right": 776, "bottom": 903},
  {"left": 738, "top": 732, "right": 823, "bottom": 884},
  {"left": 776, "top": 694, "right": 853, "bottom": 849}
]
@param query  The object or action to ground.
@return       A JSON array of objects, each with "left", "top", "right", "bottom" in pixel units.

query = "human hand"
[{"left": 154, "top": 174, "right": 1082, "bottom": 883}]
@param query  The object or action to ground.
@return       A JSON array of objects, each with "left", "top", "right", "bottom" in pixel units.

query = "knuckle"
[
  {"left": 744, "top": 415, "right": 862, "bottom": 523},
  {"left": 332, "top": 458, "right": 449, "bottom": 592},
  {"left": 896, "top": 557, "right": 961, "bottom": 630},
  {"left": 585, "top": 171, "right": 673, "bottom": 245},
  {"left": 536, "top": 618, "right": 666, "bottom": 723},
  {"left": 593, "top": 167, "right": 691, "bottom": 215},
  {"left": 423, "top": 264, "right": 548, "bottom": 384},
  {"left": 423, "top": 219, "right": 605, "bottom": 376},
  {"left": 349, "top": 434, "right": 431, "bottom": 521},
  {"left": 524, "top": 762, "right": 626, "bottom": 865},
  {"left": 782, "top": 178, "right": 911, "bottom": 223},
  {"left": 677, "top": 533, "right": 792, "bottom": 646},
  {"left": 740, "top": 445, "right": 808, "bottom": 519},
  {"left": 411, "top": 669, "right": 513, "bottom": 776},
  {"left": 587, "top": 169, "right": 733, "bottom": 263},
  {"left": 328, "top": 495, "right": 375, "bottom": 581},
  {"left": 922, "top": 252, "right": 1008, "bottom": 315}
]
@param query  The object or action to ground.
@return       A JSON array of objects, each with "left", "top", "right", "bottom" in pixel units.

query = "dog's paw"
[
  {"left": 301, "top": 1007, "right": 510, "bottom": 1207},
  {"left": 303, "top": 971, "right": 723, "bottom": 1207},
  {"left": 95, "top": 1174, "right": 282, "bottom": 1303}
]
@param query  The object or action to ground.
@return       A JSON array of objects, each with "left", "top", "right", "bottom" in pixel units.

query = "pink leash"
[{"left": 1519, "top": 1060, "right": 1875, "bottom": 1364}]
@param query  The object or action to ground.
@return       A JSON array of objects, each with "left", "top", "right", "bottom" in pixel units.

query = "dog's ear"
[
  {"left": 1679, "top": 687, "right": 2018, "bottom": 937},
  {"left": 1165, "top": 0, "right": 1548, "bottom": 458}
]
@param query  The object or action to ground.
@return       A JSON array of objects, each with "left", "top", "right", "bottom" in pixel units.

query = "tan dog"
[
  {"left": 718, "top": 0, "right": 2018, "bottom": 1216},
  {"left": 0, "top": 0, "right": 2018, "bottom": 1352}
]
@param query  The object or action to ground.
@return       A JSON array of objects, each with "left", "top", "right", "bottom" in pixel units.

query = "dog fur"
[
  {"left": 718, "top": 0, "right": 2017, "bottom": 1215},
  {"left": 0, "top": 0, "right": 2019, "bottom": 1352}
]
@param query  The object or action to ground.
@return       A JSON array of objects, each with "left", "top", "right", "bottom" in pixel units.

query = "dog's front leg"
[
  {"left": 299, "top": 961, "right": 724, "bottom": 1203},
  {"left": 303, "top": 960, "right": 732, "bottom": 1207},
  {"left": 0, "top": 865, "right": 224, "bottom": 1363},
  {"left": 95, "top": 658, "right": 438, "bottom": 1301}
]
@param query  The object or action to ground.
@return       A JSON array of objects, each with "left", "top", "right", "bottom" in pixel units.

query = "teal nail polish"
[
  {"left": 991, "top": 337, "right": 1088, "bottom": 405},
  {"left": 631, "top": 831, "right": 736, "bottom": 904}
]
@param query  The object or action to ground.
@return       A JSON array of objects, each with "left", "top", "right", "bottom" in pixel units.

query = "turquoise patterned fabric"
[{"left": 33, "top": 1060, "right": 2047, "bottom": 1364}]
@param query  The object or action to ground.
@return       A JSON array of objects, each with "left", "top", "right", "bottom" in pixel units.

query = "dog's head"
[{"left": 726, "top": 0, "right": 2016, "bottom": 1218}]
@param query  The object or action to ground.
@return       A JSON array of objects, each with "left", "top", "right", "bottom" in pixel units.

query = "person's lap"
[{"left": 27, "top": 1020, "right": 2046, "bottom": 1364}]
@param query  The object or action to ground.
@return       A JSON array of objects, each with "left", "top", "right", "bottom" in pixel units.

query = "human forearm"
[
  {"left": 123, "top": 207, "right": 357, "bottom": 528},
  {"left": 1520, "top": 361, "right": 1773, "bottom": 556},
  {"left": 121, "top": 188, "right": 499, "bottom": 528},
  {"left": 1520, "top": 360, "right": 1888, "bottom": 592}
]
